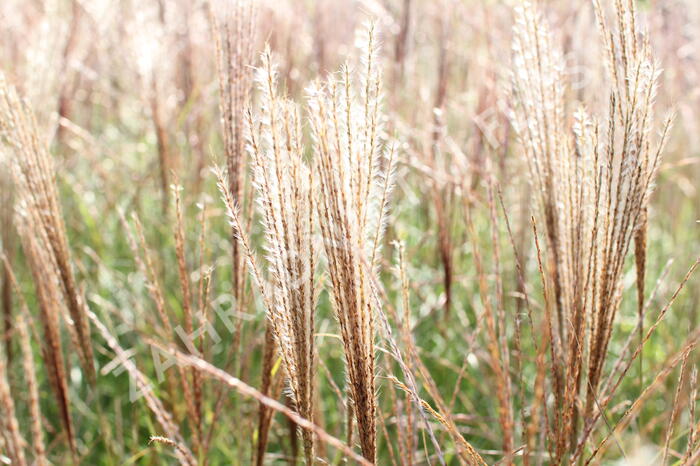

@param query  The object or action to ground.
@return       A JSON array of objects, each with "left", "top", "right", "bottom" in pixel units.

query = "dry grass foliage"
[{"left": 1, "top": 1, "right": 699, "bottom": 465}]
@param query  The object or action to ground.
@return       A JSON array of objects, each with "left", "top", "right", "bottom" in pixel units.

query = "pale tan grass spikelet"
[
  {"left": 149, "top": 436, "right": 195, "bottom": 463},
  {"left": 510, "top": 1, "right": 672, "bottom": 460},
  {"left": 662, "top": 347, "right": 690, "bottom": 464},
  {"left": 308, "top": 23, "right": 396, "bottom": 463},
  {"left": 121, "top": 210, "right": 200, "bottom": 452},
  {"left": 247, "top": 47, "right": 318, "bottom": 464},
  {"left": 0, "top": 73, "right": 95, "bottom": 385},
  {"left": 393, "top": 242, "right": 486, "bottom": 465},
  {"left": 171, "top": 182, "right": 202, "bottom": 453}
]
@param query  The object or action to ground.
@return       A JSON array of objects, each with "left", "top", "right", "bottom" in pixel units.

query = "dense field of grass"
[{"left": 1, "top": 0, "right": 700, "bottom": 464}]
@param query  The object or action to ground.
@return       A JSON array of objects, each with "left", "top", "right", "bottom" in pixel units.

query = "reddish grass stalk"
[{"left": 157, "top": 344, "right": 373, "bottom": 466}]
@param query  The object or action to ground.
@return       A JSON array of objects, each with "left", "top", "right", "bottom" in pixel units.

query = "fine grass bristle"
[{"left": 172, "top": 182, "right": 202, "bottom": 453}]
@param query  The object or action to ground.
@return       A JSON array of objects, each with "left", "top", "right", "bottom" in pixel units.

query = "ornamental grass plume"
[
  {"left": 0, "top": 73, "right": 96, "bottom": 385},
  {"left": 510, "top": 1, "right": 673, "bottom": 460},
  {"left": 216, "top": 24, "right": 395, "bottom": 464},
  {"left": 247, "top": 47, "right": 318, "bottom": 464},
  {"left": 216, "top": 151, "right": 317, "bottom": 463},
  {"left": 14, "top": 205, "right": 76, "bottom": 453},
  {"left": 211, "top": 0, "right": 256, "bottom": 302},
  {"left": 0, "top": 73, "right": 99, "bottom": 453},
  {"left": 308, "top": 24, "right": 396, "bottom": 463}
]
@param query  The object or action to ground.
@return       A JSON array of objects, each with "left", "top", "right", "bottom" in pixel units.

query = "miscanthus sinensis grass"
[
  {"left": 2, "top": 1, "right": 700, "bottom": 464},
  {"left": 216, "top": 24, "right": 396, "bottom": 464},
  {"left": 308, "top": 24, "right": 396, "bottom": 464},
  {"left": 510, "top": 1, "right": 674, "bottom": 461},
  {"left": 0, "top": 73, "right": 97, "bottom": 454},
  {"left": 248, "top": 47, "right": 318, "bottom": 464}
]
